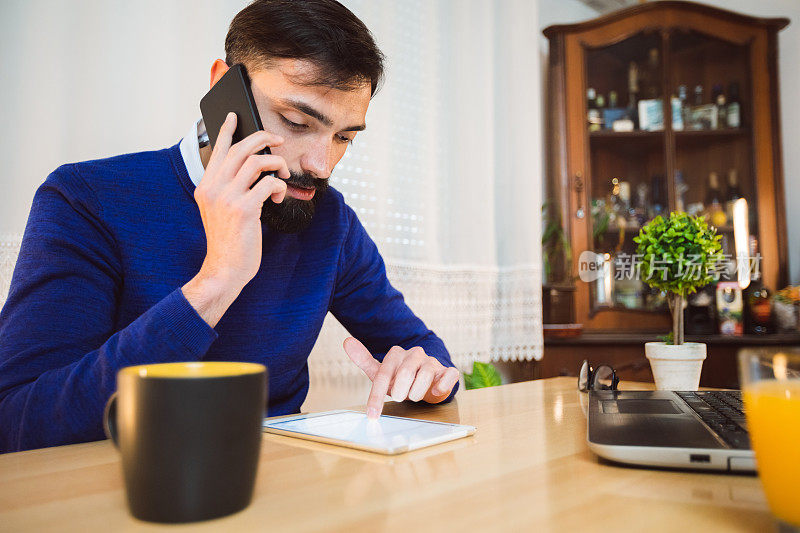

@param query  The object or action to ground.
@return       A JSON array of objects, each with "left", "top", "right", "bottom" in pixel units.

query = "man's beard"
[{"left": 260, "top": 170, "right": 328, "bottom": 233}]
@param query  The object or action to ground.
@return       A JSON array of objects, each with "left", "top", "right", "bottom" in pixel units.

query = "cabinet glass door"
[
  {"left": 585, "top": 32, "right": 669, "bottom": 313},
  {"left": 669, "top": 30, "right": 757, "bottom": 278}
]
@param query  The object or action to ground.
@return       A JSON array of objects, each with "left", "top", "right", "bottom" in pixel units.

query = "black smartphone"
[{"left": 199, "top": 63, "right": 276, "bottom": 185}]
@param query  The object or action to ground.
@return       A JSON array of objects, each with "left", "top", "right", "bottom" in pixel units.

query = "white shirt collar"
[{"left": 179, "top": 118, "right": 208, "bottom": 187}]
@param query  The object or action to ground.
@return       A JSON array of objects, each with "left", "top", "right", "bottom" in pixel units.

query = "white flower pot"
[{"left": 645, "top": 342, "right": 706, "bottom": 391}]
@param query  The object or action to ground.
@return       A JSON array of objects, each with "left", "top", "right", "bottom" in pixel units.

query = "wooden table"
[{"left": 0, "top": 377, "right": 774, "bottom": 532}]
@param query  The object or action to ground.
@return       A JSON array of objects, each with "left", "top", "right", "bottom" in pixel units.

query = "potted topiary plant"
[{"left": 634, "top": 212, "right": 724, "bottom": 390}]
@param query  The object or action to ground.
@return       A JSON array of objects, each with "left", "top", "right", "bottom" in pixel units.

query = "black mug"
[{"left": 104, "top": 361, "right": 267, "bottom": 523}]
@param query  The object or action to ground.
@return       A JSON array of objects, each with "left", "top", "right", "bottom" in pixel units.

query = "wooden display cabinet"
[{"left": 543, "top": 1, "right": 789, "bottom": 333}]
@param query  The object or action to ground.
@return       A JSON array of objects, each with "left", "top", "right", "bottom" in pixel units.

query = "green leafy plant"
[
  {"left": 591, "top": 198, "right": 625, "bottom": 254},
  {"left": 634, "top": 212, "right": 723, "bottom": 345},
  {"left": 541, "top": 202, "right": 573, "bottom": 284},
  {"left": 591, "top": 198, "right": 610, "bottom": 242},
  {"left": 657, "top": 331, "right": 674, "bottom": 344},
  {"left": 463, "top": 362, "right": 502, "bottom": 389}
]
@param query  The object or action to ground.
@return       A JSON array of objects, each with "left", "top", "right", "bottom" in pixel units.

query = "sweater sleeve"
[
  {"left": 329, "top": 206, "right": 459, "bottom": 402},
  {"left": 0, "top": 166, "right": 217, "bottom": 452}
]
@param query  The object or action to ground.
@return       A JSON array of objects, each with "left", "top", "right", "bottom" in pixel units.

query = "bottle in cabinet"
[
  {"left": 627, "top": 61, "right": 640, "bottom": 128},
  {"left": 675, "top": 170, "right": 688, "bottom": 213},
  {"left": 745, "top": 276, "right": 772, "bottom": 334},
  {"left": 607, "top": 177, "right": 624, "bottom": 227},
  {"left": 587, "top": 87, "right": 601, "bottom": 131},
  {"left": 650, "top": 174, "right": 666, "bottom": 219},
  {"left": 677, "top": 85, "right": 689, "bottom": 129},
  {"left": 615, "top": 276, "right": 644, "bottom": 309},
  {"left": 641, "top": 48, "right": 660, "bottom": 100},
  {"left": 685, "top": 283, "right": 717, "bottom": 335},
  {"left": 713, "top": 84, "right": 727, "bottom": 129},
  {"left": 596, "top": 93, "right": 606, "bottom": 130},
  {"left": 744, "top": 238, "right": 772, "bottom": 334},
  {"left": 694, "top": 84, "right": 704, "bottom": 106},
  {"left": 688, "top": 85, "right": 705, "bottom": 129},
  {"left": 691, "top": 84, "right": 718, "bottom": 130},
  {"left": 618, "top": 180, "right": 632, "bottom": 225},
  {"left": 725, "top": 169, "right": 743, "bottom": 221},
  {"left": 671, "top": 91, "right": 684, "bottom": 130},
  {"left": 705, "top": 171, "right": 728, "bottom": 227},
  {"left": 727, "top": 82, "right": 741, "bottom": 128},
  {"left": 632, "top": 183, "right": 649, "bottom": 227}
]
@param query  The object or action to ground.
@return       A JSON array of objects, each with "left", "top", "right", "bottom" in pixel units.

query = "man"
[{"left": 0, "top": 0, "right": 459, "bottom": 453}]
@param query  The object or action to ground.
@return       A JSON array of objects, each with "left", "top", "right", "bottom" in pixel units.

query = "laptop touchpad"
[{"left": 602, "top": 399, "right": 682, "bottom": 414}]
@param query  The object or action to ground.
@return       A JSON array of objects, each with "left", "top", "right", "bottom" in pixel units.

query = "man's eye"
[
  {"left": 280, "top": 116, "right": 308, "bottom": 130},
  {"left": 336, "top": 134, "right": 354, "bottom": 145}
]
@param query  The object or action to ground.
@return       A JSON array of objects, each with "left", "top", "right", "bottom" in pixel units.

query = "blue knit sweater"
[{"left": 0, "top": 142, "right": 456, "bottom": 453}]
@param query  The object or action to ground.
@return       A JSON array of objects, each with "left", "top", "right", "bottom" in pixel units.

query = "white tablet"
[{"left": 263, "top": 410, "right": 476, "bottom": 455}]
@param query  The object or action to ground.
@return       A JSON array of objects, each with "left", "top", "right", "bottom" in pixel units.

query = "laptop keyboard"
[{"left": 676, "top": 391, "right": 751, "bottom": 450}]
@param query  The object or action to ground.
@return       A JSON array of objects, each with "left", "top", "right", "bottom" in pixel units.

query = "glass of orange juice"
[{"left": 739, "top": 348, "right": 800, "bottom": 530}]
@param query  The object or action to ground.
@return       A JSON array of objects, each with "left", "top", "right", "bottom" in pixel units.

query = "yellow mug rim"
[{"left": 119, "top": 361, "right": 266, "bottom": 379}]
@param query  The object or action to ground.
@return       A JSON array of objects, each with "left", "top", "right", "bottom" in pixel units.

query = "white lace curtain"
[{"left": 309, "top": 0, "right": 544, "bottom": 382}]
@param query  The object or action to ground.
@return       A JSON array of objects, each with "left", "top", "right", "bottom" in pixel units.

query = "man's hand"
[
  {"left": 343, "top": 337, "right": 460, "bottom": 419},
  {"left": 182, "top": 112, "right": 291, "bottom": 327}
]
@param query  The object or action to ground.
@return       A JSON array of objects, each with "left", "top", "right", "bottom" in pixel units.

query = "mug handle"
[{"left": 103, "top": 392, "right": 119, "bottom": 448}]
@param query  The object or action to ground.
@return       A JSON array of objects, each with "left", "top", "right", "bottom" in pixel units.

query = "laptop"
[{"left": 587, "top": 389, "right": 755, "bottom": 473}]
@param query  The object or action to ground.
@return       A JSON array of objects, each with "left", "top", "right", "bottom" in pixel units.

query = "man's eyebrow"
[{"left": 280, "top": 99, "right": 366, "bottom": 132}]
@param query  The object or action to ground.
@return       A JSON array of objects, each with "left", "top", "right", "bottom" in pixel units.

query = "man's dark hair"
[{"left": 225, "top": 0, "right": 385, "bottom": 96}]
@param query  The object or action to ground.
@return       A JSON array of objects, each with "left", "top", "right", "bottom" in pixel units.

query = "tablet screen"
[{"left": 263, "top": 410, "right": 475, "bottom": 454}]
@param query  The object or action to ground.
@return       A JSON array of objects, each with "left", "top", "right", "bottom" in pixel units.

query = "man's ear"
[{"left": 209, "top": 59, "right": 229, "bottom": 89}]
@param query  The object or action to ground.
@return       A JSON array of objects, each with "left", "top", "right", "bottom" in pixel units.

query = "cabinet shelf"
[
  {"left": 589, "top": 129, "right": 664, "bottom": 151},
  {"left": 589, "top": 130, "right": 664, "bottom": 139},
  {"left": 589, "top": 128, "right": 749, "bottom": 141},
  {"left": 601, "top": 225, "right": 643, "bottom": 234},
  {"left": 675, "top": 128, "right": 749, "bottom": 140}
]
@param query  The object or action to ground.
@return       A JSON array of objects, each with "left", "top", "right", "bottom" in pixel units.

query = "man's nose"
[{"left": 299, "top": 139, "right": 332, "bottom": 180}]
